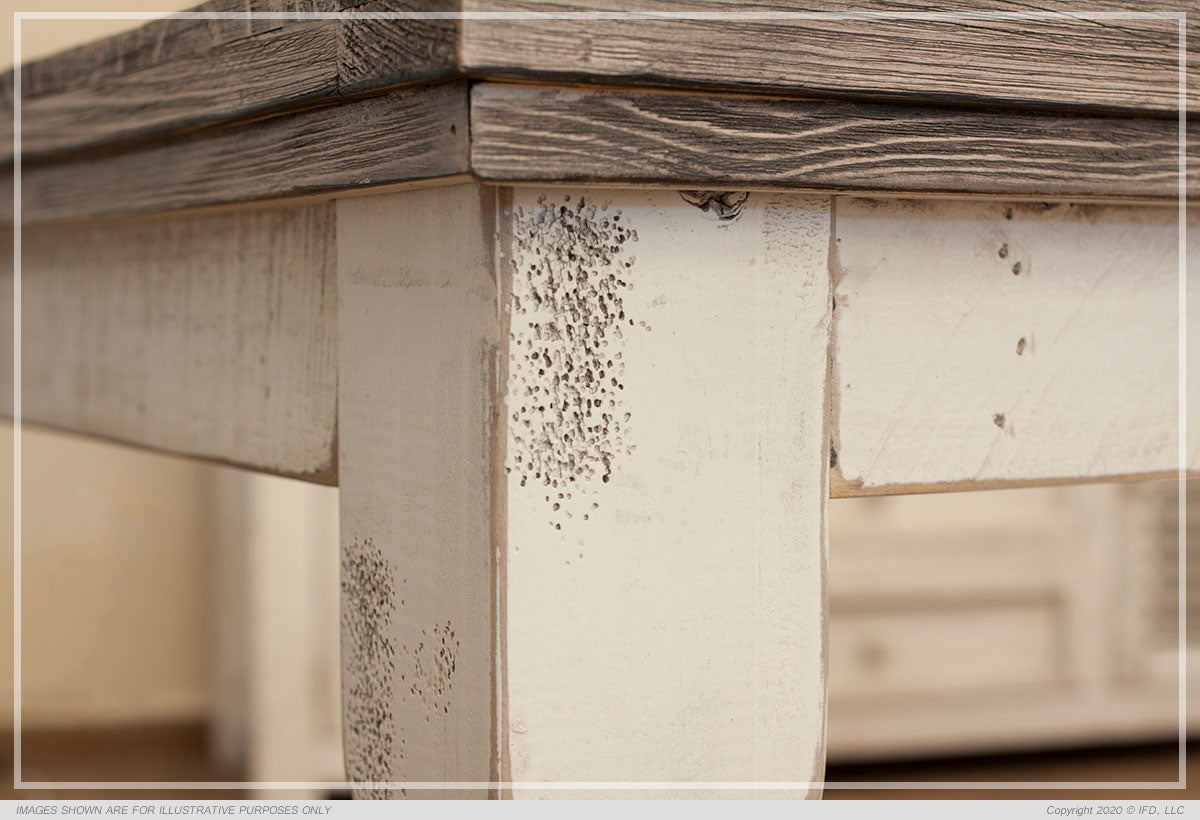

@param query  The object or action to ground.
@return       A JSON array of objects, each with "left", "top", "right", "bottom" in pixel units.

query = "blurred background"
[{"left": 2, "top": 2, "right": 1197, "bottom": 802}]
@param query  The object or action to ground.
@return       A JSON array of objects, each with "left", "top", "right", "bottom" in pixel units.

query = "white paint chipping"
[{"left": 832, "top": 198, "right": 1199, "bottom": 493}]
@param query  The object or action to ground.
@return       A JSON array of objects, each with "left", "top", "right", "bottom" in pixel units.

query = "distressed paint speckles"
[
  {"left": 341, "top": 537, "right": 399, "bottom": 799},
  {"left": 338, "top": 185, "right": 831, "bottom": 798},
  {"left": 337, "top": 185, "right": 506, "bottom": 800},
  {"left": 504, "top": 194, "right": 648, "bottom": 529},
  {"left": 502, "top": 189, "right": 831, "bottom": 796},
  {"left": 406, "top": 620, "right": 460, "bottom": 719}
]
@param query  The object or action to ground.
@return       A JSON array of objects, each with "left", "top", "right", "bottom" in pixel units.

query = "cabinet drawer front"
[{"left": 829, "top": 600, "right": 1064, "bottom": 703}]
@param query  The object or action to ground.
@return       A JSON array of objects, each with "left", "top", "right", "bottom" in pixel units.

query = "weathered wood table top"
[
  {"left": 5, "top": 1, "right": 1197, "bottom": 799},
  {"left": 4, "top": 1, "right": 1197, "bottom": 226}
]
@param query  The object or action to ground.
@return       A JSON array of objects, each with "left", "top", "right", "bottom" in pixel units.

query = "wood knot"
[{"left": 679, "top": 190, "right": 750, "bottom": 221}]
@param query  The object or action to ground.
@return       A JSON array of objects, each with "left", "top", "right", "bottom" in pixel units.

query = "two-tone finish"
[{"left": 5, "top": 1, "right": 1196, "bottom": 798}]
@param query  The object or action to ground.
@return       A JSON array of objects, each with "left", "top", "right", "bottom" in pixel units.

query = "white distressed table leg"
[
  {"left": 338, "top": 184, "right": 832, "bottom": 799},
  {"left": 337, "top": 184, "right": 499, "bottom": 799},
  {"left": 498, "top": 188, "right": 832, "bottom": 799}
]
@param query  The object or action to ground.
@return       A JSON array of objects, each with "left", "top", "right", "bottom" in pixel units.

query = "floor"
[
  {"left": 825, "top": 742, "right": 1199, "bottom": 799},
  {"left": 0, "top": 724, "right": 245, "bottom": 799},
  {"left": 0, "top": 724, "right": 1195, "bottom": 800}
]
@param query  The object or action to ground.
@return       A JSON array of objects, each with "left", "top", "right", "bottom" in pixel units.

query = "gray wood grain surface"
[
  {"left": 2, "top": 0, "right": 457, "bottom": 160},
  {"left": 17, "top": 0, "right": 262, "bottom": 99},
  {"left": 5, "top": 82, "right": 468, "bottom": 224},
  {"left": 337, "top": 0, "right": 458, "bottom": 93},
  {"left": 470, "top": 84, "right": 1197, "bottom": 202},
  {"left": 1, "top": 0, "right": 1194, "bottom": 162},
  {"left": 4, "top": 76, "right": 1193, "bottom": 226},
  {"left": 461, "top": 0, "right": 1197, "bottom": 114},
  {"left": 16, "top": 22, "right": 339, "bottom": 157}
]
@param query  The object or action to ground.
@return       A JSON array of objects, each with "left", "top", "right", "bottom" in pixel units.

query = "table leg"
[{"left": 337, "top": 183, "right": 832, "bottom": 799}]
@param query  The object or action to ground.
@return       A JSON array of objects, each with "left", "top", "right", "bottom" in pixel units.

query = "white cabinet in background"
[{"left": 826, "top": 481, "right": 1198, "bottom": 761}]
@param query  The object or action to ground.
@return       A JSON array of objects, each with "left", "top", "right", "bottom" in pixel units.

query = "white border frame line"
[
  {"left": 11, "top": 7, "right": 20, "bottom": 801},
  {"left": 1178, "top": 11, "right": 1190, "bottom": 794},
  {"left": 11, "top": 8, "right": 1189, "bottom": 793}
]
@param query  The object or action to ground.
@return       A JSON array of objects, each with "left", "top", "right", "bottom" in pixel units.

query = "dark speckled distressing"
[
  {"left": 341, "top": 537, "right": 399, "bottom": 799},
  {"left": 505, "top": 195, "right": 649, "bottom": 530}
]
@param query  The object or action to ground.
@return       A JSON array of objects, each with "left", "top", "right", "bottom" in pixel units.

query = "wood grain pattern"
[
  {"left": 2, "top": 0, "right": 1194, "bottom": 163},
  {"left": 7, "top": 203, "right": 339, "bottom": 482},
  {"left": 470, "top": 84, "right": 1197, "bottom": 202},
  {"left": 830, "top": 197, "right": 1200, "bottom": 496},
  {"left": 6, "top": 83, "right": 468, "bottom": 225},
  {"left": 9, "top": 76, "right": 1191, "bottom": 223},
  {"left": 2, "top": 0, "right": 458, "bottom": 160},
  {"left": 336, "top": 0, "right": 458, "bottom": 94},
  {"left": 16, "top": 0, "right": 257, "bottom": 100},
  {"left": 462, "top": 0, "right": 1197, "bottom": 115},
  {"left": 14, "top": 22, "right": 339, "bottom": 158}
]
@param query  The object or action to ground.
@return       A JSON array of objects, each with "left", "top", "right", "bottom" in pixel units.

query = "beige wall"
[{"left": 0, "top": 423, "right": 216, "bottom": 728}]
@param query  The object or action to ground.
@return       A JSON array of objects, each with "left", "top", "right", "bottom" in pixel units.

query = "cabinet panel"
[{"left": 830, "top": 600, "right": 1065, "bottom": 703}]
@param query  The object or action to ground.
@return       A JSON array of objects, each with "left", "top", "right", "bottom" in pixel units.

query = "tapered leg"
[{"left": 338, "top": 183, "right": 832, "bottom": 799}]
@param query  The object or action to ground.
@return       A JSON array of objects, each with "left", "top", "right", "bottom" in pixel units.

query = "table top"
[{"left": 4, "top": 0, "right": 1197, "bottom": 225}]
